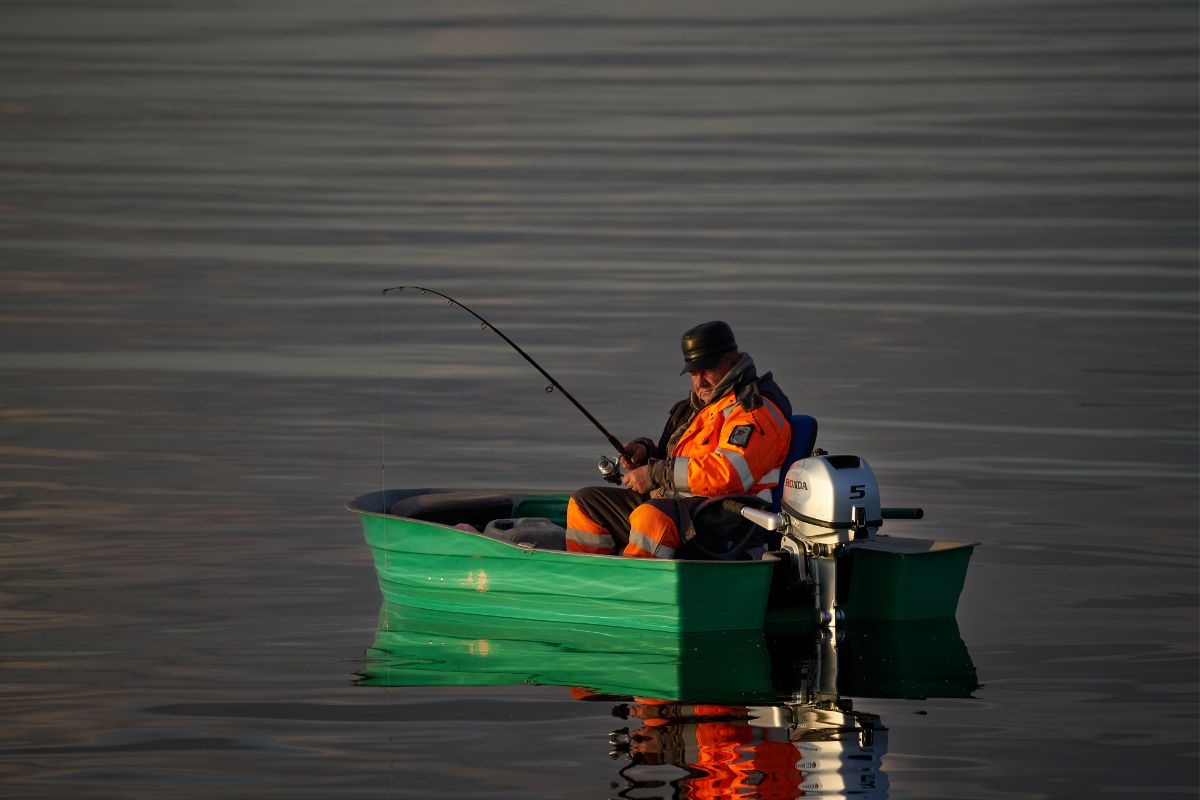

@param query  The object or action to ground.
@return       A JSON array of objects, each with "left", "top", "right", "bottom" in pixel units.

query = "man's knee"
[
  {"left": 625, "top": 502, "right": 682, "bottom": 559},
  {"left": 566, "top": 494, "right": 616, "bottom": 554}
]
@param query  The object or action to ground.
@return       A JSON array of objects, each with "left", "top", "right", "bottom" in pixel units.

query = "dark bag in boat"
[
  {"left": 482, "top": 518, "right": 567, "bottom": 550},
  {"left": 389, "top": 492, "right": 514, "bottom": 530}
]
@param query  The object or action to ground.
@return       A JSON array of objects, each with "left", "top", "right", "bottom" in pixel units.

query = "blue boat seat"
[{"left": 770, "top": 414, "right": 818, "bottom": 512}]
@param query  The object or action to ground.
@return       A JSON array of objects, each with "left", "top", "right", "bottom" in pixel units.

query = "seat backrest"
[{"left": 770, "top": 414, "right": 819, "bottom": 511}]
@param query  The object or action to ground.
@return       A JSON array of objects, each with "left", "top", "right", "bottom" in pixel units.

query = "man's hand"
[
  {"left": 622, "top": 465, "right": 653, "bottom": 494},
  {"left": 620, "top": 441, "right": 650, "bottom": 470}
]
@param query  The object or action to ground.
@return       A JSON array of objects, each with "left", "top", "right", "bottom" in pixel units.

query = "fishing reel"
[{"left": 597, "top": 454, "right": 623, "bottom": 484}]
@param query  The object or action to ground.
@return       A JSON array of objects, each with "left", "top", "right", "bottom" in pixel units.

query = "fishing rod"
[{"left": 381, "top": 286, "right": 629, "bottom": 468}]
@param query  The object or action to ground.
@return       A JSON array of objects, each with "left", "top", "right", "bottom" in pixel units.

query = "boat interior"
[
  {"left": 348, "top": 416, "right": 826, "bottom": 557},
  {"left": 352, "top": 488, "right": 572, "bottom": 550}
]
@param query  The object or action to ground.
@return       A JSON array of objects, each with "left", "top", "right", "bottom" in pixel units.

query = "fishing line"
[
  {"left": 380, "top": 285, "right": 626, "bottom": 454},
  {"left": 379, "top": 294, "right": 387, "bottom": 508}
]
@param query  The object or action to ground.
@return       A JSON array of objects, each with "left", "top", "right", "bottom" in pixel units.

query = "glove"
[{"left": 621, "top": 438, "right": 653, "bottom": 470}]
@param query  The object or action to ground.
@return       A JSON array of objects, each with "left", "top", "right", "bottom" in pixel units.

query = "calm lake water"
[{"left": 2, "top": 1, "right": 1196, "bottom": 797}]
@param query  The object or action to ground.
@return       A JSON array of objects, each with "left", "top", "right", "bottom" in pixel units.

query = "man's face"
[{"left": 689, "top": 363, "right": 727, "bottom": 404}]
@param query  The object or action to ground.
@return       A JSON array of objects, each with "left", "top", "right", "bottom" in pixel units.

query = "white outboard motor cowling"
[{"left": 780, "top": 454, "right": 882, "bottom": 547}]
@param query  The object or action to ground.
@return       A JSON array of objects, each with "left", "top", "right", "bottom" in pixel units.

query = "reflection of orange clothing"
[
  {"left": 689, "top": 722, "right": 803, "bottom": 800},
  {"left": 610, "top": 696, "right": 805, "bottom": 800}
]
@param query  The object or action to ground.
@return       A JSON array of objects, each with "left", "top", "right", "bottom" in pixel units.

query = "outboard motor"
[
  {"left": 780, "top": 455, "right": 881, "bottom": 550},
  {"left": 726, "top": 449, "right": 971, "bottom": 628},
  {"left": 778, "top": 454, "right": 881, "bottom": 626}
]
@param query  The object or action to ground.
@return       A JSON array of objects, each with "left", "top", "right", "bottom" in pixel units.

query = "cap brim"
[{"left": 680, "top": 353, "right": 727, "bottom": 375}]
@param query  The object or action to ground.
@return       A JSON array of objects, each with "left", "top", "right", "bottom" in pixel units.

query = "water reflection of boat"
[
  {"left": 358, "top": 602, "right": 777, "bottom": 702},
  {"left": 359, "top": 603, "right": 977, "bottom": 702},
  {"left": 768, "top": 620, "right": 979, "bottom": 701},
  {"left": 359, "top": 603, "right": 978, "bottom": 798}
]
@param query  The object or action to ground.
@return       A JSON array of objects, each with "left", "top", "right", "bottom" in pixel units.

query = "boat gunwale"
[{"left": 853, "top": 534, "right": 980, "bottom": 553}]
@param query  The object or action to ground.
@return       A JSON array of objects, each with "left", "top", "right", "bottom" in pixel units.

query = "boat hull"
[
  {"left": 838, "top": 537, "right": 975, "bottom": 621},
  {"left": 353, "top": 489, "right": 777, "bottom": 633}
]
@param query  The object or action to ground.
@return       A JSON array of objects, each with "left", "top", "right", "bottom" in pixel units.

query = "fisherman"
[{"left": 565, "top": 321, "right": 792, "bottom": 558}]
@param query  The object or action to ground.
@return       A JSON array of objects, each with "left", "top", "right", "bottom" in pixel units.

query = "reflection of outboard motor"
[{"left": 780, "top": 455, "right": 881, "bottom": 550}]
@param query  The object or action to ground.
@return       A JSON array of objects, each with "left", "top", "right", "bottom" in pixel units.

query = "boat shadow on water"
[{"left": 357, "top": 603, "right": 979, "bottom": 798}]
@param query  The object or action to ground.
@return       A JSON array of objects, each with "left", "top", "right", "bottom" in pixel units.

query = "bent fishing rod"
[{"left": 381, "top": 286, "right": 628, "bottom": 466}]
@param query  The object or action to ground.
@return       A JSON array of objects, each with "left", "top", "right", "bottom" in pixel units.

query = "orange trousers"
[{"left": 565, "top": 486, "right": 702, "bottom": 559}]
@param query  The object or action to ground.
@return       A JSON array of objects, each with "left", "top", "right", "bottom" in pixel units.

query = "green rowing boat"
[{"left": 347, "top": 473, "right": 975, "bottom": 633}]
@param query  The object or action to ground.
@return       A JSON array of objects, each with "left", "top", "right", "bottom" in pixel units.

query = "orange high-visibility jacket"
[
  {"left": 644, "top": 357, "right": 792, "bottom": 498},
  {"left": 668, "top": 388, "right": 790, "bottom": 497}
]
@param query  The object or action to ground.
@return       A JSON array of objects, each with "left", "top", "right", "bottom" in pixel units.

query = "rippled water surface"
[{"left": 2, "top": 1, "right": 1197, "bottom": 797}]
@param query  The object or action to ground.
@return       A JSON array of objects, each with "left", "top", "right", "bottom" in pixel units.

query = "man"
[{"left": 566, "top": 321, "right": 792, "bottom": 559}]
